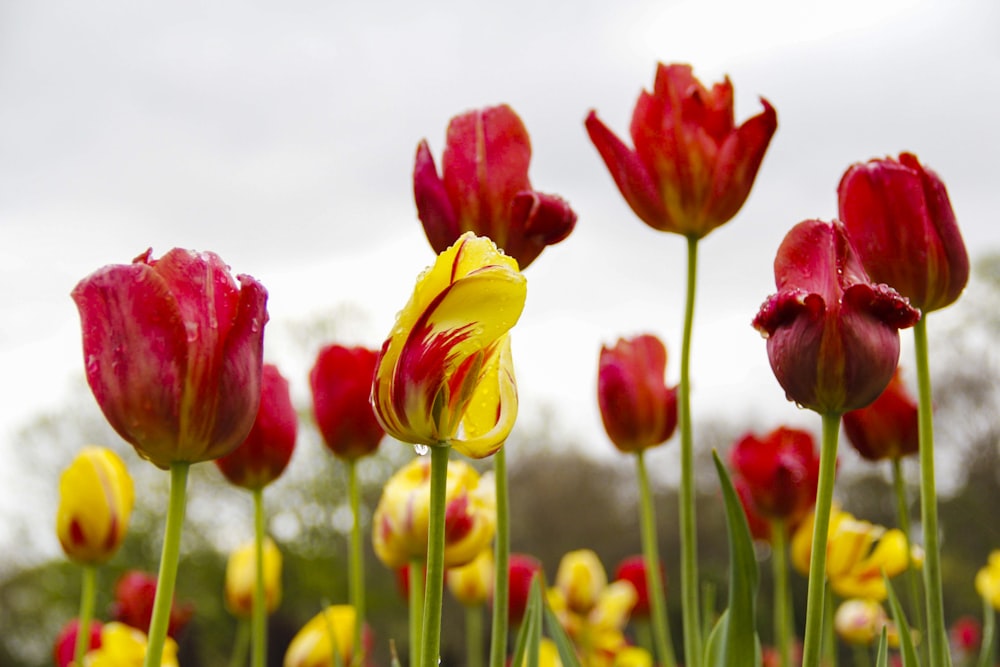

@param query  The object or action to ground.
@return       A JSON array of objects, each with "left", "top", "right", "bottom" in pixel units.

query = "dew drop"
[{"left": 414, "top": 444, "right": 430, "bottom": 456}]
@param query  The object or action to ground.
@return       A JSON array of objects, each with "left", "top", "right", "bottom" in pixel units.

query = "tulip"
[
  {"left": 372, "top": 458, "right": 495, "bottom": 569},
  {"left": 838, "top": 152, "right": 969, "bottom": 314},
  {"left": 950, "top": 615, "right": 981, "bottom": 657},
  {"left": 215, "top": 364, "right": 297, "bottom": 489},
  {"left": 753, "top": 219, "right": 920, "bottom": 415},
  {"left": 110, "top": 571, "right": 193, "bottom": 639},
  {"left": 976, "top": 551, "right": 1000, "bottom": 611},
  {"left": 309, "top": 344, "right": 384, "bottom": 460},
  {"left": 414, "top": 104, "right": 577, "bottom": 270},
  {"left": 508, "top": 553, "right": 544, "bottom": 625},
  {"left": 834, "top": 599, "right": 891, "bottom": 647},
  {"left": 585, "top": 63, "right": 777, "bottom": 240},
  {"left": 54, "top": 618, "right": 103, "bottom": 667},
  {"left": 57, "top": 446, "right": 134, "bottom": 565},
  {"left": 372, "top": 232, "right": 526, "bottom": 459},
  {"left": 613, "top": 556, "right": 665, "bottom": 619},
  {"left": 729, "top": 427, "right": 820, "bottom": 524},
  {"left": 225, "top": 537, "right": 282, "bottom": 617},
  {"left": 598, "top": 335, "right": 678, "bottom": 453},
  {"left": 842, "top": 368, "right": 919, "bottom": 462},
  {"left": 283, "top": 605, "right": 372, "bottom": 667},
  {"left": 72, "top": 248, "right": 268, "bottom": 469},
  {"left": 447, "top": 546, "right": 494, "bottom": 607},
  {"left": 82, "top": 622, "right": 179, "bottom": 667}
]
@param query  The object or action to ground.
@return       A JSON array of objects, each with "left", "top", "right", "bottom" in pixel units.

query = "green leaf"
[
  {"left": 876, "top": 627, "right": 889, "bottom": 667},
  {"left": 884, "top": 572, "right": 919, "bottom": 667},
  {"left": 510, "top": 575, "right": 542, "bottom": 667},
  {"left": 707, "top": 451, "right": 761, "bottom": 667},
  {"left": 543, "top": 601, "right": 583, "bottom": 667},
  {"left": 978, "top": 596, "right": 996, "bottom": 667}
]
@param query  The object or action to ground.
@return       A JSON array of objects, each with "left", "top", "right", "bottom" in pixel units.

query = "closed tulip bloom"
[
  {"left": 309, "top": 344, "right": 384, "bottom": 460},
  {"left": 838, "top": 152, "right": 969, "bottom": 313},
  {"left": 975, "top": 551, "right": 1000, "bottom": 611},
  {"left": 225, "top": 537, "right": 282, "bottom": 617},
  {"left": 111, "top": 571, "right": 193, "bottom": 639},
  {"left": 842, "top": 368, "right": 919, "bottom": 461},
  {"left": 215, "top": 364, "right": 297, "bottom": 489},
  {"left": 612, "top": 555, "right": 665, "bottom": 619},
  {"left": 83, "top": 622, "right": 179, "bottom": 667},
  {"left": 56, "top": 446, "right": 134, "bottom": 565},
  {"left": 414, "top": 104, "right": 577, "bottom": 270},
  {"left": 54, "top": 618, "right": 103, "bottom": 667},
  {"left": 447, "top": 546, "right": 494, "bottom": 607},
  {"left": 283, "top": 605, "right": 371, "bottom": 667},
  {"left": 372, "top": 458, "right": 496, "bottom": 569},
  {"left": 72, "top": 248, "right": 268, "bottom": 469},
  {"left": 555, "top": 549, "right": 608, "bottom": 616},
  {"left": 598, "top": 335, "right": 678, "bottom": 453},
  {"left": 753, "top": 220, "right": 920, "bottom": 415},
  {"left": 586, "top": 63, "right": 777, "bottom": 239},
  {"left": 729, "top": 427, "right": 820, "bottom": 524},
  {"left": 508, "top": 553, "right": 544, "bottom": 624},
  {"left": 372, "top": 232, "right": 527, "bottom": 459}
]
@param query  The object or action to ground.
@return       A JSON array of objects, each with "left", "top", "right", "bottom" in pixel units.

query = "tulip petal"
[
  {"left": 452, "top": 336, "right": 518, "bottom": 458},
  {"left": 705, "top": 98, "right": 777, "bottom": 225},
  {"left": 414, "top": 139, "right": 460, "bottom": 254}
]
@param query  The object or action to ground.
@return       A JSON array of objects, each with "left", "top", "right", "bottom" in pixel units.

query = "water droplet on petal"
[{"left": 414, "top": 444, "right": 430, "bottom": 456}]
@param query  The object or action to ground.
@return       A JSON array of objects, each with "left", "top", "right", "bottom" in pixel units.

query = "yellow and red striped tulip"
[
  {"left": 283, "top": 605, "right": 370, "bottom": 667},
  {"left": 224, "top": 537, "right": 282, "bottom": 618},
  {"left": 83, "top": 622, "right": 178, "bottom": 667}
]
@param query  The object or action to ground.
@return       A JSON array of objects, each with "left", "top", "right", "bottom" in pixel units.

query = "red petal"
[{"left": 414, "top": 139, "right": 459, "bottom": 254}]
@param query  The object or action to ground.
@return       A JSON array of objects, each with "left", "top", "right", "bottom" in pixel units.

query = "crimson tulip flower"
[
  {"left": 613, "top": 555, "right": 666, "bottom": 619},
  {"left": 842, "top": 368, "right": 919, "bottom": 461},
  {"left": 730, "top": 427, "right": 821, "bottom": 525},
  {"left": 753, "top": 220, "right": 920, "bottom": 415},
  {"left": 414, "top": 105, "right": 577, "bottom": 270},
  {"left": 110, "top": 570, "right": 194, "bottom": 639},
  {"left": 215, "top": 363, "right": 297, "bottom": 488},
  {"left": 309, "top": 345, "right": 384, "bottom": 460},
  {"left": 586, "top": 63, "right": 777, "bottom": 239},
  {"left": 72, "top": 248, "right": 268, "bottom": 469},
  {"left": 54, "top": 618, "right": 103, "bottom": 667},
  {"left": 598, "top": 334, "right": 678, "bottom": 453},
  {"left": 507, "top": 553, "right": 544, "bottom": 624},
  {"left": 838, "top": 153, "right": 969, "bottom": 314}
]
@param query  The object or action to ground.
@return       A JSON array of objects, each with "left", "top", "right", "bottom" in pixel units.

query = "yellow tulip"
[
  {"left": 225, "top": 537, "right": 282, "bottom": 617},
  {"left": 833, "top": 598, "right": 888, "bottom": 646},
  {"left": 283, "top": 605, "right": 362, "bottom": 667},
  {"left": 372, "top": 458, "right": 495, "bottom": 568},
  {"left": 372, "top": 232, "right": 527, "bottom": 458},
  {"left": 555, "top": 549, "right": 608, "bottom": 615},
  {"left": 447, "top": 545, "right": 494, "bottom": 607},
  {"left": 83, "top": 622, "right": 178, "bottom": 667},
  {"left": 976, "top": 550, "right": 1000, "bottom": 610},
  {"left": 56, "top": 446, "right": 134, "bottom": 565}
]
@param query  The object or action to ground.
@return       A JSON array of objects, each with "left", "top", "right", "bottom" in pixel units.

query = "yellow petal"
[
  {"left": 556, "top": 549, "right": 608, "bottom": 616},
  {"left": 283, "top": 605, "right": 357, "bottom": 667},
  {"left": 453, "top": 336, "right": 518, "bottom": 458},
  {"left": 56, "top": 446, "right": 134, "bottom": 564},
  {"left": 225, "top": 537, "right": 283, "bottom": 617}
]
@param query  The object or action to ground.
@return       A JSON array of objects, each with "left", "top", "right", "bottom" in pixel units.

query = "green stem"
[
  {"left": 891, "top": 456, "right": 926, "bottom": 665},
  {"left": 801, "top": 413, "right": 841, "bottom": 667},
  {"left": 489, "top": 446, "right": 511, "bottom": 667},
  {"left": 229, "top": 618, "right": 250, "bottom": 667},
  {"left": 853, "top": 644, "right": 873, "bottom": 667},
  {"left": 635, "top": 619, "right": 654, "bottom": 656},
  {"left": 409, "top": 559, "right": 425, "bottom": 667},
  {"left": 143, "top": 461, "right": 190, "bottom": 667},
  {"left": 348, "top": 459, "right": 365, "bottom": 666},
  {"left": 636, "top": 450, "right": 677, "bottom": 667},
  {"left": 251, "top": 487, "right": 266, "bottom": 667},
  {"left": 913, "top": 317, "right": 950, "bottom": 666},
  {"left": 679, "top": 234, "right": 702, "bottom": 666},
  {"left": 823, "top": 582, "right": 838, "bottom": 667},
  {"left": 466, "top": 604, "right": 484, "bottom": 667},
  {"left": 978, "top": 596, "right": 995, "bottom": 667},
  {"left": 74, "top": 565, "right": 98, "bottom": 666},
  {"left": 770, "top": 519, "right": 792, "bottom": 667},
  {"left": 421, "top": 446, "right": 450, "bottom": 667}
]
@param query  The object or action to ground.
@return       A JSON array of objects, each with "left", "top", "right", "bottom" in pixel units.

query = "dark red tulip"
[
  {"left": 215, "top": 364, "right": 297, "bottom": 489},
  {"left": 842, "top": 368, "right": 920, "bottom": 461},
  {"left": 54, "top": 618, "right": 103, "bottom": 667},
  {"left": 613, "top": 555, "right": 665, "bottom": 619},
  {"left": 838, "top": 153, "right": 969, "bottom": 313},
  {"left": 309, "top": 344, "right": 384, "bottom": 461},
  {"left": 598, "top": 334, "right": 678, "bottom": 453},
  {"left": 508, "top": 553, "right": 544, "bottom": 624},
  {"left": 72, "top": 248, "right": 268, "bottom": 469},
  {"left": 730, "top": 427, "right": 820, "bottom": 524},
  {"left": 752, "top": 220, "right": 920, "bottom": 415},
  {"left": 414, "top": 104, "right": 576, "bottom": 269},
  {"left": 586, "top": 63, "right": 777, "bottom": 239},
  {"left": 111, "top": 570, "right": 194, "bottom": 639}
]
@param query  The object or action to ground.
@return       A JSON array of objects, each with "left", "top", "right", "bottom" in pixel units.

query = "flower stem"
[
  {"left": 801, "top": 413, "right": 841, "bottom": 667},
  {"left": 466, "top": 605, "right": 484, "bottom": 667},
  {"left": 251, "top": 487, "right": 266, "bottom": 667},
  {"left": 913, "top": 317, "right": 950, "bottom": 666},
  {"left": 979, "top": 594, "right": 995, "bottom": 667},
  {"left": 421, "top": 446, "right": 450, "bottom": 667},
  {"left": 73, "top": 564, "right": 98, "bottom": 666},
  {"left": 144, "top": 461, "right": 190, "bottom": 667},
  {"left": 679, "top": 234, "right": 702, "bottom": 666},
  {"left": 229, "top": 618, "right": 250, "bottom": 667},
  {"left": 770, "top": 519, "right": 792, "bottom": 667},
  {"left": 489, "top": 446, "right": 511, "bottom": 667},
  {"left": 891, "top": 456, "right": 926, "bottom": 664},
  {"left": 636, "top": 449, "right": 677, "bottom": 667},
  {"left": 348, "top": 458, "right": 365, "bottom": 666},
  {"left": 409, "top": 559, "right": 425, "bottom": 667}
]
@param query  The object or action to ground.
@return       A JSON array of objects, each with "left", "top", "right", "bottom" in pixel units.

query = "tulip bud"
[
  {"left": 447, "top": 546, "right": 493, "bottom": 607},
  {"left": 976, "top": 551, "right": 1000, "bottom": 611},
  {"left": 842, "top": 368, "right": 919, "bottom": 461},
  {"left": 613, "top": 555, "right": 665, "bottom": 619},
  {"left": 111, "top": 570, "right": 193, "bottom": 639},
  {"left": 555, "top": 549, "right": 607, "bottom": 616},
  {"left": 729, "top": 426, "right": 820, "bottom": 524},
  {"left": 309, "top": 344, "right": 384, "bottom": 460},
  {"left": 283, "top": 605, "right": 372, "bottom": 667},
  {"left": 508, "top": 554, "right": 544, "bottom": 624},
  {"left": 56, "top": 446, "right": 134, "bottom": 565},
  {"left": 225, "top": 537, "right": 282, "bottom": 618},
  {"left": 834, "top": 599, "right": 889, "bottom": 646},
  {"left": 54, "top": 618, "right": 103, "bottom": 667},
  {"left": 216, "top": 364, "right": 297, "bottom": 489}
]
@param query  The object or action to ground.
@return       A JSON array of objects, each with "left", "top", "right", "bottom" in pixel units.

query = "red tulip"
[
  {"left": 752, "top": 220, "right": 919, "bottom": 415},
  {"left": 215, "top": 364, "right": 297, "bottom": 488},
  {"left": 110, "top": 570, "right": 194, "bottom": 639},
  {"left": 72, "top": 248, "right": 268, "bottom": 469},
  {"left": 730, "top": 427, "right": 820, "bottom": 524},
  {"left": 949, "top": 615, "right": 981, "bottom": 655},
  {"left": 309, "top": 345, "right": 384, "bottom": 460},
  {"left": 586, "top": 63, "right": 777, "bottom": 239},
  {"left": 598, "top": 335, "right": 678, "bottom": 453},
  {"left": 838, "top": 153, "right": 969, "bottom": 313},
  {"left": 508, "top": 553, "right": 544, "bottom": 624},
  {"left": 54, "top": 618, "right": 103, "bottom": 667},
  {"left": 842, "top": 368, "right": 919, "bottom": 461},
  {"left": 613, "top": 555, "right": 665, "bottom": 619},
  {"left": 414, "top": 104, "right": 577, "bottom": 269}
]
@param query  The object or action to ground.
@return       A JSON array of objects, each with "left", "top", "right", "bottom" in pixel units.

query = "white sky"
[{"left": 2, "top": 0, "right": 999, "bottom": 509}]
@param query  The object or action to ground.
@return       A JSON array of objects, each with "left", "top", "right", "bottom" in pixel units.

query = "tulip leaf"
[
  {"left": 543, "top": 598, "right": 583, "bottom": 667},
  {"left": 978, "top": 595, "right": 996, "bottom": 667},
  {"left": 876, "top": 627, "right": 889, "bottom": 667},
  {"left": 510, "top": 574, "right": 542, "bottom": 667},
  {"left": 707, "top": 450, "right": 761, "bottom": 667},
  {"left": 883, "top": 572, "right": 919, "bottom": 667}
]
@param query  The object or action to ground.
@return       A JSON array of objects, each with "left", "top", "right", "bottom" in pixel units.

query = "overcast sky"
[{"left": 2, "top": 0, "right": 999, "bottom": 518}]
